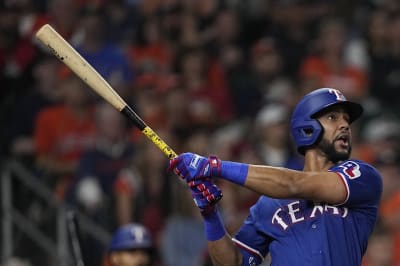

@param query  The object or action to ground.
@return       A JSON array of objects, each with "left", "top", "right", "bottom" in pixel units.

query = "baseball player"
[
  {"left": 104, "top": 223, "right": 154, "bottom": 266},
  {"left": 168, "top": 88, "right": 383, "bottom": 266}
]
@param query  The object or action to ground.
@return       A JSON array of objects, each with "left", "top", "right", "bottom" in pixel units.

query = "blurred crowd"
[{"left": 1, "top": 0, "right": 400, "bottom": 265}]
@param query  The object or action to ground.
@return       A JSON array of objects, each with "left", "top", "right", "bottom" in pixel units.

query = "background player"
[
  {"left": 104, "top": 223, "right": 154, "bottom": 266},
  {"left": 168, "top": 88, "right": 383, "bottom": 265}
]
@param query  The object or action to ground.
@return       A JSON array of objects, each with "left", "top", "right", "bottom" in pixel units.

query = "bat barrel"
[
  {"left": 35, "top": 24, "right": 178, "bottom": 160},
  {"left": 35, "top": 24, "right": 126, "bottom": 111}
]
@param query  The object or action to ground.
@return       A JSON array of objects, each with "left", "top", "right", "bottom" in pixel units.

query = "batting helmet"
[
  {"left": 108, "top": 223, "right": 153, "bottom": 252},
  {"left": 290, "top": 88, "right": 363, "bottom": 154}
]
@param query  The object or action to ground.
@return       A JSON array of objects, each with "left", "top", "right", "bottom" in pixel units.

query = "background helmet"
[
  {"left": 290, "top": 88, "right": 363, "bottom": 154},
  {"left": 108, "top": 223, "right": 153, "bottom": 252}
]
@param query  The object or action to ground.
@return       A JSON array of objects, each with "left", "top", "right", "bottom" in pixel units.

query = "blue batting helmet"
[
  {"left": 109, "top": 223, "right": 153, "bottom": 252},
  {"left": 290, "top": 88, "right": 363, "bottom": 154}
]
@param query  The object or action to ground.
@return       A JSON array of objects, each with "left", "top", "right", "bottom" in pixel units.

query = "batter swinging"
[{"left": 169, "top": 88, "right": 382, "bottom": 266}]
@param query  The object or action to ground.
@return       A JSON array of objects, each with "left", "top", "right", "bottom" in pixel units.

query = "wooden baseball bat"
[{"left": 35, "top": 24, "right": 177, "bottom": 159}]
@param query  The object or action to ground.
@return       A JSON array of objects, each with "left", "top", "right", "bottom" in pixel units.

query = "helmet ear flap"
[
  {"left": 300, "top": 126, "right": 315, "bottom": 137},
  {"left": 291, "top": 119, "right": 323, "bottom": 154}
]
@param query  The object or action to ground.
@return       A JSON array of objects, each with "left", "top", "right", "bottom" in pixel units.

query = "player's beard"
[{"left": 318, "top": 137, "right": 351, "bottom": 163}]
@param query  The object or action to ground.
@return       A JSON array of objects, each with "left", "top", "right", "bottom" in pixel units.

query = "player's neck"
[{"left": 303, "top": 149, "right": 335, "bottom": 172}]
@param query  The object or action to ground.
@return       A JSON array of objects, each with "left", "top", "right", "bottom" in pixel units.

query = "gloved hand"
[
  {"left": 168, "top": 153, "right": 221, "bottom": 182},
  {"left": 168, "top": 152, "right": 249, "bottom": 186},
  {"left": 188, "top": 178, "right": 223, "bottom": 212},
  {"left": 189, "top": 179, "right": 226, "bottom": 241}
]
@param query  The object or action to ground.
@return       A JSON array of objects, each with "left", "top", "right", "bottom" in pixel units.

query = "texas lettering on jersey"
[
  {"left": 272, "top": 201, "right": 348, "bottom": 230},
  {"left": 271, "top": 161, "right": 363, "bottom": 230}
]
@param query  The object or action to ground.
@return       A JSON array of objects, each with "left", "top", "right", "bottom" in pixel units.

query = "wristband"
[
  {"left": 203, "top": 208, "right": 226, "bottom": 241},
  {"left": 220, "top": 161, "right": 249, "bottom": 185}
]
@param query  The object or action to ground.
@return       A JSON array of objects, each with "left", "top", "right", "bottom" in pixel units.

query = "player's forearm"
[
  {"left": 217, "top": 160, "right": 305, "bottom": 198},
  {"left": 244, "top": 165, "right": 304, "bottom": 198},
  {"left": 208, "top": 235, "right": 242, "bottom": 266}
]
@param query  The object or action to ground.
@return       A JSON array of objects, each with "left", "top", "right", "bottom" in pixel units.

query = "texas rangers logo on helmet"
[
  {"left": 131, "top": 226, "right": 145, "bottom": 242},
  {"left": 328, "top": 88, "right": 346, "bottom": 101}
]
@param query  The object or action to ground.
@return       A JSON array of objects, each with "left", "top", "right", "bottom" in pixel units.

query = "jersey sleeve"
[
  {"left": 330, "top": 160, "right": 382, "bottom": 207},
  {"left": 232, "top": 200, "right": 271, "bottom": 265}
]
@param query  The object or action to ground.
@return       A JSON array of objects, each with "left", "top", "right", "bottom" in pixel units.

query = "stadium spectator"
[
  {"left": 252, "top": 103, "right": 303, "bottom": 170},
  {"left": 68, "top": 102, "right": 135, "bottom": 228},
  {"left": 360, "top": 116, "right": 400, "bottom": 164},
  {"left": 376, "top": 156, "right": 400, "bottom": 265},
  {"left": 34, "top": 73, "right": 96, "bottom": 200},
  {"left": 128, "top": 16, "right": 172, "bottom": 74},
  {"left": 362, "top": 227, "right": 395, "bottom": 266},
  {"left": 299, "top": 17, "right": 368, "bottom": 101},
  {"left": 104, "top": 223, "right": 156, "bottom": 266},
  {"left": 251, "top": 37, "right": 298, "bottom": 108},
  {"left": 4, "top": 55, "right": 61, "bottom": 161},
  {"left": 365, "top": 8, "right": 391, "bottom": 113},
  {"left": 102, "top": 1, "right": 138, "bottom": 47},
  {"left": 0, "top": 5, "right": 38, "bottom": 124},
  {"left": 113, "top": 129, "right": 173, "bottom": 248},
  {"left": 160, "top": 185, "right": 207, "bottom": 266},
  {"left": 177, "top": 47, "right": 235, "bottom": 127},
  {"left": 369, "top": 13, "right": 400, "bottom": 115},
  {"left": 42, "top": 0, "right": 80, "bottom": 39},
  {"left": 75, "top": 7, "right": 134, "bottom": 100}
]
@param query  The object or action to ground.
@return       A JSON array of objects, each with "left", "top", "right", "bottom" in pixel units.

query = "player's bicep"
[
  {"left": 300, "top": 161, "right": 383, "bottom": 206},
  {"left": 299, "top": 171, "right": 348, "bottom": 205}
]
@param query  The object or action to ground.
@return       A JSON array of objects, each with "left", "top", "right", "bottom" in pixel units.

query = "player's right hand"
[
  {"left": 168, "top": 152, "right": 221, "bottom": 182},
  {"left": 188, "top": 178, "right": 223, "bottom": 212}
]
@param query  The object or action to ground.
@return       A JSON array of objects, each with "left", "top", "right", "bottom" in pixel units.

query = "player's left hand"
[
  {"left": 168, "top": 152, "right": 221, "bottom": 182},
  {"left": 188, "top": 178, "right": 223, "bottom": 212}
]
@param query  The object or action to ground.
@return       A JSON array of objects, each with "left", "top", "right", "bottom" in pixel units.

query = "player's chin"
[
  {"left": 336, "top": 147, "right": 350, "bottom": 155},
  {"left": 334, "top": 147, "right": 351, "bottom": 160}
]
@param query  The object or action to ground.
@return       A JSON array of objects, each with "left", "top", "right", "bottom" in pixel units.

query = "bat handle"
[
  {"left": 142, "top": 126, "right": 177, "bottom": 159},
  {"left": 120, "top": 106, "right": 177, "bottom": 159}
]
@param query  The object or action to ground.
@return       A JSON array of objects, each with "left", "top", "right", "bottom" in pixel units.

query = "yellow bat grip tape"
[{"left": 142, "top": 127, "right": 177, "bottom": 159}]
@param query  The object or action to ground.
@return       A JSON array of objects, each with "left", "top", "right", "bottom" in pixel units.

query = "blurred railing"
[{"left": 1, "top": 159, "right": 112, "bottom": 266}]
